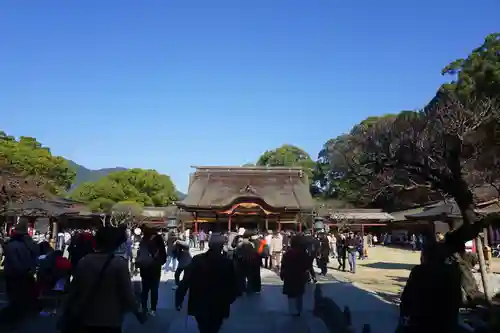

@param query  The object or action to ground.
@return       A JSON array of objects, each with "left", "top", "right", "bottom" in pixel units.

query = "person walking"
[
  {"left": 165, "top": 231, "right": 178, "bottom": 273},
  {"left": 280, "top": 235, "right": 312, "bottom": 317},
  {"left": 198, "top": 230, "right": 207, "bottom": 251},
  {"left": 58, "top": 227, "right": 146, "bottom": 333},
  {"left": 269, "top": 231, "right": 283, "bottom": 270},
  {"left": 346, "top": 232, "right": 357, "bottom": 274},
  {"left": 175, "top": 234, "right": 238, "bottom": 333},
  {"left": 337, "top": 233, "right": 347, "bottom": 271},
  {"left": 316, "top": 233, "right": 330, "bottom": 276},
  {"left": 173, "top": 239, "right": 192, "bottom": 287},
  {"left": 136, "top": 232, "right": 167, "bottom": 316}
]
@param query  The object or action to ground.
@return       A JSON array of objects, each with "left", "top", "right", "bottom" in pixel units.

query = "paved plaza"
[
  {"left": 10, "top": 246, "right": 499, "bottom": 333},
  {"left": 10, "top": 248, "right": 329, "bottom": 333}
]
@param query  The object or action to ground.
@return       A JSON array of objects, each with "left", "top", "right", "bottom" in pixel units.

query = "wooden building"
[
  {"left": 389, "top": 184, "right": 500, "bottom": 245},
  {"left": 176, "top": 166, "right": 314, "bottom": 232},
  {"left": 318, "top": 208, "right": 394, "bottom": 234},
  {"left": 141, "top": 206, "right": 192, "bottom": 229}
]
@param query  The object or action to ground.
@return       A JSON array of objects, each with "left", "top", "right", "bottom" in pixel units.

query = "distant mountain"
[
  {"left": 67, "top": 160, "right": 187, "bottom": 199},
  {"left": 66, "top": 160, "right": 127, "bottom": 189}
]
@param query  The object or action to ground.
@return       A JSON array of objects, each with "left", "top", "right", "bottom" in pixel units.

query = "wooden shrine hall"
[{"left": 176, "top": 166, "right": 314, "bottom": 232}]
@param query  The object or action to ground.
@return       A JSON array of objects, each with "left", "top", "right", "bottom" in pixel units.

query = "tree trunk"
[
  {"left": 453, "top": 179, "right": 492, "bottom": 304},
  {"left": 475, "top": 236, "right": 492, "bottom": 302}
]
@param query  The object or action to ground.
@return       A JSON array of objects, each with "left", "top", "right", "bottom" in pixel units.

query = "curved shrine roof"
[{"left": 177, "top": 166, "right": 314, "bottom": 211}]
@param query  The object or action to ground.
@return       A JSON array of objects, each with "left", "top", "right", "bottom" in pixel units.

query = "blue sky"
[{"left": 1, "top": 1, "right": 498, "bottom": 192}]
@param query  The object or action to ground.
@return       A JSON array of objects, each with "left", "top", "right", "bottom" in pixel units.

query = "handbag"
[{"left": 57, "top": 254, "right": 115, "bottom": 332}]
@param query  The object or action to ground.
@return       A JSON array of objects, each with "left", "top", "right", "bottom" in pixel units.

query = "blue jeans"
[
  {"left": 347, "top": 251, "right": 356, "bottom": 273},
  {"left": 165, "top": 255, "right": 178, "bottom": 272}
]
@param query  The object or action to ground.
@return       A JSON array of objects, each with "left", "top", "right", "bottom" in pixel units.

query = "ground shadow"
[
  {"left": 390, "top": 276, "right": 408, "bottom": 283},
  {"left": 2, "top": 270, "right": 400, "bottom": 333},
  {"left": 316, "top": 279, "right": 399, "bottom": 333},
  {"left": 362, "top": 262, "right": 415, "bottom": 271}
]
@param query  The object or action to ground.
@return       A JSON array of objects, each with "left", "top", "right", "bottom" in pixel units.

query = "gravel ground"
[{"left": 325, "top": 246, "right": 500, "bottom": 303}]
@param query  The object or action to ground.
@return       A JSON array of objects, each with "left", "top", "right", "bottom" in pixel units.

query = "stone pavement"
[
  {"left": 10, "top": 248, "right": 328, "bottom": 333},
  {"left": 123, "top": 265, "right": 328, "bottom": 333}
]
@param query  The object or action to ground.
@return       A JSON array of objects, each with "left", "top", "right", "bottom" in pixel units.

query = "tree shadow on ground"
[{"left": 362, "top": 262, "right": 415, "bottom": 271}]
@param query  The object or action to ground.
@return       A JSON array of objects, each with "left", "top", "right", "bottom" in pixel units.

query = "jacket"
[
  {"left": 63, "top": 253, "right": 138, "bottom": 327},
  {"left": 3, "top": 233, "right": 38, "bottom": 276},
  {"left": 176, "top": 250, "right": 237, "bottom": 318},
  {"left": 175, "top": 241, "right": 192, "bottom": 268},
  {"left": 227, "top": 232, "right": 238, "bottom": 251},
  {"left": 270, "top": 236, "right": 283, "bottom": 253}
]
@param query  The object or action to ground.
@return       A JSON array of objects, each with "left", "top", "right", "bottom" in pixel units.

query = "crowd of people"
[{"left": 0, "top": 222, "right": 471, "bottom": 333}]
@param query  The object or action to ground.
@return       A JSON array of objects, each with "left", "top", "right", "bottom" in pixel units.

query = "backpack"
[
  {"left": 257, "top": 239, "right": 268, "bottom": 256},
  {"left": 135, "top": 244, "right": 154, "bottom": 268}
]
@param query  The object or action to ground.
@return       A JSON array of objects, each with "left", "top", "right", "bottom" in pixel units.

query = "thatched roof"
[{"left": 177, "top": 166, "right": 314, "bottom": 211}]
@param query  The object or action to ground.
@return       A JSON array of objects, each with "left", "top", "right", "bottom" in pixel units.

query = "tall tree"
[
  {"left": 0, "top": 131, "right": 75, "bottom": 194},
  {"left": 353, "top": 95, "right": 500, "bottom": 302},
  {"left": 0, "top": 131, "right": 75, "bottom": 193},
  {"left": 256, "top": 144, "right": 318, "bottom": 193},
  {"left": 441, "top": 33, "right": 500, "bottom": 100},
  {"left": 0, "top": 131, "right": 74, "bottom": 220},
  {"left": 70, "top": 168, "right": 178, "bottom": 212}
]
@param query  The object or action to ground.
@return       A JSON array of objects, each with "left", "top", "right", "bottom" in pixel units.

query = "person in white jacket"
[{"left": 269, "top": 232, "right": 283, "bottom": 270}]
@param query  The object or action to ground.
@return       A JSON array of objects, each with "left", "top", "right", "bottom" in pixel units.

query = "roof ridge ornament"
[{"left": 240, "top": 184, "right": 257, "bottom": 195}]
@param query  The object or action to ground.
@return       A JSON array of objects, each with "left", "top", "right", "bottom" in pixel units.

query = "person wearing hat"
[{"left": 175, "top": 233, "right": 238, "bottom": 333}]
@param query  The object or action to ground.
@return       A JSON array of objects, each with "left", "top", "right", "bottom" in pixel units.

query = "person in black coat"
[
  {"left": 337, "top": 233, "right": 347, "bottom": 271},
  {"left": 280, "top": 235, "right": 312, "bottom": 316},
  {"left": 175, "top": 235, "right": 238, "bottom": 333},
  {"left": 399, "top": 241, "right": 462, "bottom": 332},
  {"left": 301, "top": 232, "right": 318, "bottom": 282},
  {"left": 138, "top": 233, "right": 167, "bottom": 315},
  {"left": 316, "top": 233, "right": 330, "bottom": 276},
  {"left": 234, "top": 233, "right": 261, "bottom": 294}
]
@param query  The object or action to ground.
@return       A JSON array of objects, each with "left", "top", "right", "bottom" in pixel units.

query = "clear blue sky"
[{"left": 1, "top": 1, "right": 498, "bottom": 192}]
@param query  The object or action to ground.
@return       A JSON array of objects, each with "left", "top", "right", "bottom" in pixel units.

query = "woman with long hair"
[{"left": 136, "top": 232, "right": 167, "bottom": 316}]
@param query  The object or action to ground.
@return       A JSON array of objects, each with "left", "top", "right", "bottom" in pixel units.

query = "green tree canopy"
[
  {"left": 0, "top": 131, "right": 75, "bottom": 194},
  {"left": 70, "top": 168, "right": 178, "bottom": 212},
  {"left": 256, "top": 144, "right": 318, "bottom": 194},
  {"left": 441, "top": 33, "right": 500, "bottom": 100},
  {"left": 257, "top": 144, "right": 314, "bottom": 172},
  {"left": 316, "top": 33, "right": 500, "bottom": 210}
]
